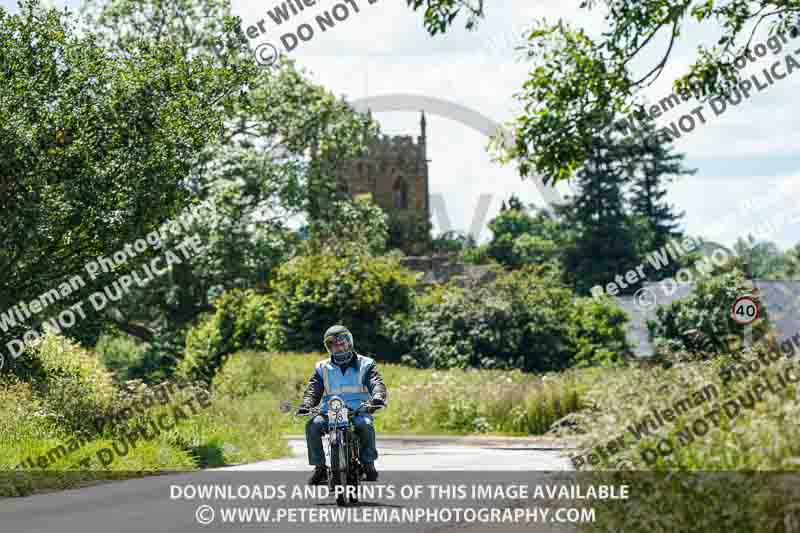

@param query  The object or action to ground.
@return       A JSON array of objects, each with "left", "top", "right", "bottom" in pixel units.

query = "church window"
[{"left": 393, "top": 177, "right": 409, "bottom": 209}]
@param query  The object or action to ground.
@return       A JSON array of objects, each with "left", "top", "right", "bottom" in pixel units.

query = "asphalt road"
[
  {"left": 0, "top": 437, "right": 582, "bottom": 533},
  {"left": 230, "top": 436, "right": 575, "bottom": 471}
]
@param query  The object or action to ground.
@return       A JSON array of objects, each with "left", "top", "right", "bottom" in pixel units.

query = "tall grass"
[
  {"left": 555, "top": 339, "right": 800, "bottom": 533},
  {"left": 0, "top": 379, "right": 68, "bottom": 470},
  {"left": 559, "top": 351, "right": 800, "bottom": 470},
  {"left": 2, "top": 341, "right": 596, "bottom": 497},
  {"left": 0, "top": 336, "right": 288, "bottom": 497},
  {"left": 213, "top": 351, "right": 599, "bottom": 436}
]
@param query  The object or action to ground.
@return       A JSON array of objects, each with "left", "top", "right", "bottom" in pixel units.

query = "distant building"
[
  {"left": 616, "top": 279, "right": 800, "bottom": 357},
  {"left": 336, "top": 112, "right": 430, "bottom": 251}
]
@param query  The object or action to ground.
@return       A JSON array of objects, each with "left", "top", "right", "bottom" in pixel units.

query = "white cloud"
[{"left": 668, "top": 172, "right": 800, "bottom": 249}]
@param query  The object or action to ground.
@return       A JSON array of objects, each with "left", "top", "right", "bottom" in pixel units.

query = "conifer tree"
[
  {"left": 559, "top": 130, "right": 640, "bottom": 295},
  {"left": 628, "top": 121, "right": 695, "bottom": 265}
]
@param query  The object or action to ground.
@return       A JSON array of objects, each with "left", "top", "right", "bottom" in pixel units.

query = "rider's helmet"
[{"left": 324, "top": 325, "right": 355, "bottom": 366}]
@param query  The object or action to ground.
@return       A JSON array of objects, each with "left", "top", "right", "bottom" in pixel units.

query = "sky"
[{"left": 6, "top": 0, "right": 800, "bottom": 249}]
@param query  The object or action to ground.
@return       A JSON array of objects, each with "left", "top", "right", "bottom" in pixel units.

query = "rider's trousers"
[{"left": 305, "top": 414, "right": 378, "bottom": 466}]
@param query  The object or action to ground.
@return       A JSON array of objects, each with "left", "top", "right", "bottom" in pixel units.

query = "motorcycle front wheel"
[
  {"left": 348, "top": 430, "right": 359, "bottom": 503},
  {"left": 330, "top": 429, "right": 349, "bottom": 507}
]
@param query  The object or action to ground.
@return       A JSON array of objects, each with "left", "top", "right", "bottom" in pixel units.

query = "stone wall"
[{"left": 400, "top": 255, "right": 498, "bottom": 288}]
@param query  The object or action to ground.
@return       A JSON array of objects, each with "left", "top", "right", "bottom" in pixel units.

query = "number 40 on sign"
[{"left": 731, "top": 295, "right": 760, "bottom": 326}]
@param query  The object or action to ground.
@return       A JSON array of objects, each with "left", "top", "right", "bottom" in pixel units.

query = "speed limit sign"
[{"left": 731, "top": 295, "right": 760, "bottom": 325}]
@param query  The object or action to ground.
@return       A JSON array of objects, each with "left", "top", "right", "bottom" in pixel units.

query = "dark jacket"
[{"left": 301, "top": 353, "right": 387, "bottom": 408}]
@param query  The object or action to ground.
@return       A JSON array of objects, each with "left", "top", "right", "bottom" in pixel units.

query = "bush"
[
  {"left": 180, "top": 290, "right": 272, "bottom": 384},
  {"left": 212, "top": 351, "right": 286, "bottom": 399},
  {"left": 94, "top": 334, "right": 149, "bottom": 382},
  {"left": 1, "top": 366, "right": 289, "bottom": 492},
  {"left": 182, "top": 253, "right": 417, "bottom": 382},
  {"left": 387, "top": 267, "right": 629, "bottom": 372},
  {"left": 570, "top": 296, "right": 630, "bottom": 367},
  {"left": 648, "top": 269, "right": 769, "bottom": 356},
  {"left": 10, "top": 335, "right": 115, "bottom": 435},
  {"left": 513, "top": 233, "right": 560, "bottom": 265},
  {"left": 126, "top": 324, "right": 187, "bottom": 383},
  {"left": 459, "top": 243, "right": 491, "bottom": 265},
  {"left": 262, "top": 253, "right": 418, "bottom": 358}
]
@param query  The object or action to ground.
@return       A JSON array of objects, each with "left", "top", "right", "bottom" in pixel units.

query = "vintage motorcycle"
[{"left": 280, "top": 396, "right": 384, "bottom": 506}]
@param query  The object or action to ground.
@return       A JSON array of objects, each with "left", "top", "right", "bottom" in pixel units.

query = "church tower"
[
  {"left": 336, "top": 111, "right": 431, "bottom": 252},
  {"left": 417, "top": 111, "right": 430, "bottom": 222}
]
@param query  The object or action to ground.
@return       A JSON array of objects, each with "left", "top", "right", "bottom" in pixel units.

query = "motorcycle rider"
[{"left": 296, "top": 325, "right": 387, "bottom": 485}]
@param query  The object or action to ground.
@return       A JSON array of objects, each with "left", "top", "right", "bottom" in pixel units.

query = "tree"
[
  {"left": 486, "top": 199, "right": 565, "bottom": 268},
  {"left": 303, "top": 196, "right": 389, "bottom": 257},
  {"left": 487, "top": 208, "right": 536, "bottom": 266},
  {"left": 405, "top": 0, "right": 484, "bottom": 35},
  {"left": 386, "top": 209, "right": 432, "bottom": 256},
  {"left": 407, "top": 0, "right": 800, "bottom": 182},
  {"left": 511, "top": 234, "right": 560, "bottom": 267},
  {"left": 733, "top": 235, "right": 786, "bottom": 278},
  {"left": 558, "top": 130, "right": 641, "bottom": 295},
  {"left": 779, "top": 243, "right": 800, "bottom": 279},
  {"left": 431, "top": 231, "right": 476, "bottom": 255},
  {"left": 261, "top": 254, "right": 418, "bottom": 358},
  {"left": 81, "top": 0, "right": 236, "bottom": 58},
  {"left": 0, "top": 0, "right": 246, "bottom": 360},
  {"left": 75, "top": 0, "right": 376, "bottom": 347},
  {"left": 628, "top": 120, "right": 695, "bottom": 271},
  {"left": 501, "top": 194, "right": 526, "bottom": 212}
]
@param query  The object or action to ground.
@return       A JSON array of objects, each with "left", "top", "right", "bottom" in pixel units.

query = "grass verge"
[{"left": 554, "top": 340, "right": 800, "bottom": 532}]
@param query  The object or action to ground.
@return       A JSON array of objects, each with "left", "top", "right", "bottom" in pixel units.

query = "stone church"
[{"left": 336, "top": 112, "right": 430, "bottom": 229}]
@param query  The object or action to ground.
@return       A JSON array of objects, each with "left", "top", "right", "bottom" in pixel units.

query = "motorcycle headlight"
[{"left": 328, "top": 398, "right": 344, "bottom": 412}]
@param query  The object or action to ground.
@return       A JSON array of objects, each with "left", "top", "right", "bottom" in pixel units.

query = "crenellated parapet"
[{"left": 366, "top": 134, "right": 422, "bottom": 160}]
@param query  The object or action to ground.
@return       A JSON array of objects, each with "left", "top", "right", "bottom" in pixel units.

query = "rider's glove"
[
  {"left": 296, "top": 406, "right": 311, "bottom": 416},
  {"left": 370, "top": 397, "right": 385, "bottom": 407}
]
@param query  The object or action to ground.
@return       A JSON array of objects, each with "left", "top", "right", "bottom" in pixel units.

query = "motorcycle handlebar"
[
  {"left": 292, "top": 401, "right": 385, "bottom": 418},
  {"left": 354, "top": 401, "right": 385, "bottom": 415}
]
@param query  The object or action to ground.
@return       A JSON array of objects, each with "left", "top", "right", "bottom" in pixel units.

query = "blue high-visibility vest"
[{"left": 316, "top": 355, "right": 374, "bottom": 413}]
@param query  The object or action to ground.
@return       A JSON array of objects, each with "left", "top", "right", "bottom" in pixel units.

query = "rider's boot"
[
  {"left": 308, "top": 465, "right": 328, "bottom": 485},
  {"left": 363, "top": 463, "right": 378, "bottom": 482}
]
